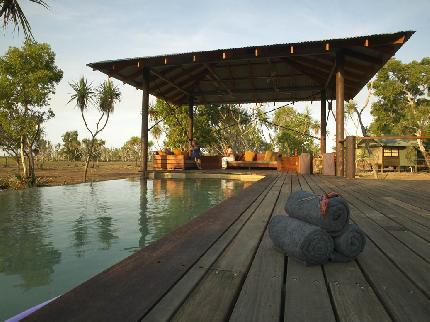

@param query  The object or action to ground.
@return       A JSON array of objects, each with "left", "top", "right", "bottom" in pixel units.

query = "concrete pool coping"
[{"left": 147, "top": 169, "right": 275, "bottom": 182}]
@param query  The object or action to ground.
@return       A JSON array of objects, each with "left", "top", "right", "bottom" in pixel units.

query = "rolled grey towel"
[
  {"left": 285, "top": 190, "right": 350, "bottom": 236},
  {"left": 330, "top": 223, "right": 366, "bottom": 262},
  {"left": 268, "top": 215, "right": 334, "bottom": 265}
]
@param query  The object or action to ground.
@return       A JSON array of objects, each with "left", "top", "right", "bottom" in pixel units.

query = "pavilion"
[{"left": 88, "top": 31, "right": 414, "bottom": 177}]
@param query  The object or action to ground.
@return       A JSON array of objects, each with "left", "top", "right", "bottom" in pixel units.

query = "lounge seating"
[
  {"left": 153, "top": 154, "right": 222, "bottom": 170},
  {"left": 153, "top": 155, "right": 196, "bottom": 170},
  {"left": 227, "top": 151, "right": 279, "bottom": 169}
]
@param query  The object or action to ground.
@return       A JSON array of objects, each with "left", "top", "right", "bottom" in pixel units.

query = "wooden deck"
[{"left": 27, "top": 174, "right": 430, "bottom": 322}]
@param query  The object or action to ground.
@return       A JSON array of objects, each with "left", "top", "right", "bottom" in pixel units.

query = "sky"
[{"left": 1, "top": 0, "right": 429, "bottom": 151}]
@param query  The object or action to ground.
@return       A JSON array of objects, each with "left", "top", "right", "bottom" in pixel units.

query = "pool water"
[{"left": 0, "top": 177, "right": 249, "bottom": 320}]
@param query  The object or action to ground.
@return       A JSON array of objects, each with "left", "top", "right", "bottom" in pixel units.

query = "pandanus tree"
[
  {"left": 1, "top": 0, "right": 49, "bottom": 40},
  {"left": 69, "top": 77, "right": 121, "bottom": 182}
]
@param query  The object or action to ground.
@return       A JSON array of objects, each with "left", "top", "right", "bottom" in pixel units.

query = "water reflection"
[{"left": 0, "top": 189, "right": 61, "bottom": 289}]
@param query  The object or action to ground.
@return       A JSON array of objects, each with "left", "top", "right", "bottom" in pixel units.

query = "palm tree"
[
  {"left": 1, "top": 0, "right": 48, "bottom": 40},
  {"left": 69, "top": 77, "right": 121, "bottom": 182}
]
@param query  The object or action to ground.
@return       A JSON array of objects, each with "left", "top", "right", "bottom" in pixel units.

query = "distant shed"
[{"left": 357, "top": 138, "right": 421, "bottom": 171}]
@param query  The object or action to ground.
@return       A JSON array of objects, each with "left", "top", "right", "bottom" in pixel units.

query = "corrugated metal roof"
[
  {"left": 358, "top": 139, "right": 419, "bottom": 147},
  {"left": 87, "top": 31, "right": 414, "bottom": 105},
  {"left": 89, "top": 31, "right": 414, "bottom": 65}
]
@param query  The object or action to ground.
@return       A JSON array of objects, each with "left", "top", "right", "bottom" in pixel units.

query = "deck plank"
[
  {"left": 320, "top": 176, "right": 430, "bottom": 260},
  {"left": 143, "top": 176, "right": 280, "bottom": 322},
  {"left": 312, "top": 175, "right": 430, "bottom": 297},
  {"left": 381, "top": 197, "right": 430, "bottom": 219},
  {"left": 307, "top": 175, "right": 430, "bottom": 319},
  {"left": 345, "top": 182, "right": 430, "bottom": 232},
  {"left": 299, "top": 175, "right": 391, "bottom": 322},
  {"left": 353, "top": 179, "right": 430, "bottom": 211},
  {"left": 229, "top": 175, "right": 290, "bottom": 322},
  {"left": 282, "top": 175, "right": 336, "bottom": 322},
  {"left": 171, "top": 175, "right": 285, "bottom": 321}
]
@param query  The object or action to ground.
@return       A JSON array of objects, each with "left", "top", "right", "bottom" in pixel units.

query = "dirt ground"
[{"left": 0, "top": 160, "right": 142, "bottom": 187}]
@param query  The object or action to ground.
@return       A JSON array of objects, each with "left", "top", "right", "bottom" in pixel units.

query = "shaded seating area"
[{"left": 87, "top": 31, "right": 414, "bottom": 178}]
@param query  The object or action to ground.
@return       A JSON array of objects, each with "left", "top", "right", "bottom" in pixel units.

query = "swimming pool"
[{"left": 0, "top": 177, "right": 250, "bottom": 320}]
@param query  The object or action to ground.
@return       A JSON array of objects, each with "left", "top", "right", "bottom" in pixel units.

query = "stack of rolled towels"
[{"left": 269, "top": 190, "right": 366, "bottom": 265}]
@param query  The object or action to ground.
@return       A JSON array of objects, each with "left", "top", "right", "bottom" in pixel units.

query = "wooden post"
[
  {"left": 188, "top": 95, "right": 194, "bottom": 151},
  {"left": 141, "top": 67, "right": 150, "bottom": 177},
  {"left": 320, "top": 89, "right": 327, "bottom": 154},
  {"left": 346, "top": 136, "right": 356, "bottom": 179},
  {"left": 335, "top": 51, "right": 345, "bottom": 177}
]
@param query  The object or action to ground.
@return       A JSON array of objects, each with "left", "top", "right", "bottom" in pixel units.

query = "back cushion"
[{"left": 244, "top": 151, "right": 256, "bottom": 162}]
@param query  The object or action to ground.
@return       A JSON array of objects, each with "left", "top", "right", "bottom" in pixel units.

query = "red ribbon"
[{"left": 320, "top": 192, "right": 340, "bottom": 217}]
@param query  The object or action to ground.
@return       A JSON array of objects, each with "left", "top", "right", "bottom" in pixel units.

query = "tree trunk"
[
  {"left": 84, "top": 137, "right": 95, "bottom": 182},
  {"left": 355, "top": 110, "right": 378, "bottom": 178},
  {"left": 28, "top": 146, "right": 36, "bottom": 185},
  {"left": 20, "top": 136, "right": 27, "bottom": 178},
  {"left": 416, "top": 130, "right": 430, "bottom": 170},
  {"left": 15, "top": 156, "right": 20, "bottom": 170}
]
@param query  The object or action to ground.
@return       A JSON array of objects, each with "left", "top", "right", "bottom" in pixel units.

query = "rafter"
[{"left": 204, "top": 63, "right": 233, "bottom": 96}]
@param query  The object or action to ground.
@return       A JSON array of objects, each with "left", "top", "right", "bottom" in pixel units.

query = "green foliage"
[
  {"left": 272, "top": 106, "right": 320, "bottom": 154},
  {"left": 121, "top": 136, "right": 141, "bottom": 162},
  {"left": 149, "top": 100, "right": 266, "bottom": 154},
  {"left": 69, "top": 77, "right": 121, "bottom": 181},
  {"left": 0, "top": 40, "right": 62, "bottom": 182},
  {"left": 60, "top": 131, "right": 82, "bottom": 161},
  {"left": 0, "top": 40, "right": 63, "bottom": 108},
  {"left": 369, "top": 58, "right": 430, "bottom": 168},
  {"left": 370, "top": 58, "right": 430, "bottom": 135},
  {"left": 98, "top": 79, "right": 121, "bottom": 114},
  {"left": 68, "top": 77, "right": 94, "bottom": 112},
  {"left": 0, "top": 0, "right": 49, "bottom": 40},
  {"left": 81, "top": 138, "right": 105, "bottom": 162}
]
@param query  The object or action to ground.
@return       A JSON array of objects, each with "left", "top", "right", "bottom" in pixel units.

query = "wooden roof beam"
[
  {"left": 194, "top": 85, "right": 320, "bottom": 96},
  {"left": 204, "top": 63, "right": 234, "bottom": 96},
  {"left": 150, "top": 69, "right": 191, "bottom": 96},
  {"left": 343, "top": 48, "right": 384, "bottom": 65},
  {"left": 157, "top": 65, "right": 208, "bottom": 93},
  {"left": 282, "top": 57, "right": 326, "bottom": 86},
  {"left": 267, "top": 58, "right": 279, "bottom": 93}
]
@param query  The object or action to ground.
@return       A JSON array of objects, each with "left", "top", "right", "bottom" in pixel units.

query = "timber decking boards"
[{"left": 26, "top": 174, "right": 430, "bottom": 322}]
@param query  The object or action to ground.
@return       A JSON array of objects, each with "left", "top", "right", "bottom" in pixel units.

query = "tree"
[
  {"left": 121, "top": 136, "right": 153, "bottom": 165},
  {"left": 81, "top": 138, "right": 105, "bottom": 164},
  {"left": 1, "top": 0, "right": 48, "bottom": 40},
  {"left": 149, "top": 100, "right": 267, "bottom": 154},
  {"left": 272, "top": 106, "right": 320, "bottom": 155},
  {"left": 34, "top": 135, "right": 53, "bottom": 168},
  {"left": 60, "top": 130, "right": 82, "bottom": 161},
  {"left": 346, "top": 82, "right": 379, "bottom": 178},
  {"left": 121, "top": 136, "right": 141, "bottom": 165},
  {"left": 0, "top": 40, "right": 62, "bottom": 184},
  {"left": 69, "top": 77, "right": 121, "bottom": 182},
  {"left": 369, "top": 58, "right": 430, "bottom": 168}
]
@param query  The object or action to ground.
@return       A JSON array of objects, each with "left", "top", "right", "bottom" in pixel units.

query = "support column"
[
  {"left": 188, "top": 95, "right": 194, "bottom": 150},
  {"left": 335, "top": 51, "right": 345, "bottom": 177},
  {"left": 320, "top": 89, "right": 327, "bottom": 154},
  {"left": 346, "top": 136, "right": 356, "bottom": 179},
  {"left": 141, "top": 67, "right": 150, "bottom": 177}
]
